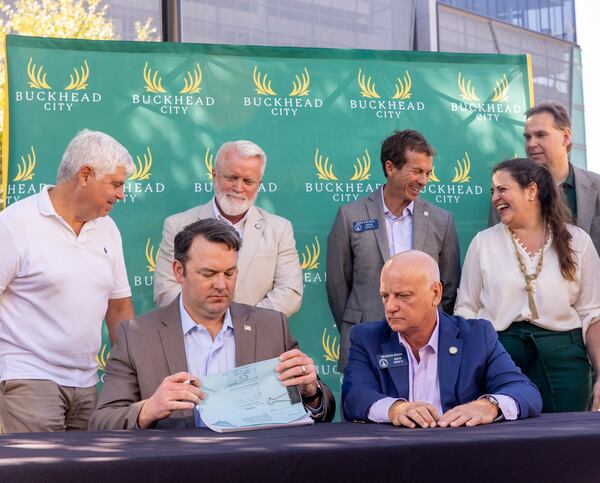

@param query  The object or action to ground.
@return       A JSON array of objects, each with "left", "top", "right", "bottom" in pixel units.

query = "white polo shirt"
[{"left": 0, "top": 186, "right": 131, "bottom": 387}]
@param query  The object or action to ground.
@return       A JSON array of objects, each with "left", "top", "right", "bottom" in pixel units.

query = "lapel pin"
[
  {"left": 244, "top": 324, "right": 252, "bottom": 332},
  {"left": 449, "top": 346, "right": 458, "bottom": 355},
  {"left": 424, "top": 211, "right": 429, "bottom": 217}
]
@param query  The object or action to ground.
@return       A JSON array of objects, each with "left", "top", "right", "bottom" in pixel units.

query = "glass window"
[{"left": 181, "top": 0, "right": 414, "bottom": 50}]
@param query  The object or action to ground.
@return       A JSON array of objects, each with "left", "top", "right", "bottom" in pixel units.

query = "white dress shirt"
[{"left": 212, "top": 197, "right": 251, "bottom": 238}]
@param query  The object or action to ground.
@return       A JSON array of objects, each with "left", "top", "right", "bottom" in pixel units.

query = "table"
[{"left": 1, "top": 412, "right": 599, "bottom": 482}]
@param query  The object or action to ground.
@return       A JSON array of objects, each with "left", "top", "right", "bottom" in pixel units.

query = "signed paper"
[{"left": 198, "top": 357, "right": 313, "bottom": 432}]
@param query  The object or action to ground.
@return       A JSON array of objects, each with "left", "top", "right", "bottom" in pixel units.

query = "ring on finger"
[{"left": 301, "top": 365, "right": 307, "bottom": 375}]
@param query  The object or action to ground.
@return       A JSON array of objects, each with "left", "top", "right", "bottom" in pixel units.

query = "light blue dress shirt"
[
  {"left": 179, "top": 296, "right": 236, "bottom": 426},
  {"left": 381, "top": 188, "right": 414, "bottom": 257}
]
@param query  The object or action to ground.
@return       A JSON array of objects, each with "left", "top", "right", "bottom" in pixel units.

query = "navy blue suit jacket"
[{"left": 342, "top": 311, "right": 542, "bottom": 421}]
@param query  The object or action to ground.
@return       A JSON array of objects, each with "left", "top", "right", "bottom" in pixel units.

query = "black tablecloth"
[{"left": 1, "top": 412, "right": 599, "bottom": 482}]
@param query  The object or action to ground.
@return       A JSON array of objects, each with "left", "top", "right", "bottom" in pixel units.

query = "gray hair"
[
  {"left": 56, "top": 129, "right": 134, "bottom": 183},
  {"left": 214, "top": 140, "right": 267, "bottom": 176}
]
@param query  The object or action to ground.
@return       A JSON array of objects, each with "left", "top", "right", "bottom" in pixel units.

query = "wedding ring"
[{"left": 301, "top": 365, "right": 307, "bottom": 374}]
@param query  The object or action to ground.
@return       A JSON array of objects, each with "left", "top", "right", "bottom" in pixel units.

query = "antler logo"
[
  {"left": 451, "top": 152, "right": 471, "bottom": 183},
  {"left": 27, "top": 57, "right": 51, "bottom": 90},
  {"left": 13, "top": 146, "right": 37, "bottom": 182},
  {"left": 357, "top": 68, "right": 381, "bottom": 98},
  {"left": 301, "top": 236, "right": 320, "bottom": 271},
  {"left": 289, "top": 67, "right": 310, "bottom": 97},
  {"left": 351, "top": 149, "right": 371, "bottom": 182},
  {"left": 392, "top": 70, "right": 412, "bottom": 100},
  {"left": 96, "top": 344, "right": 110, "bottom": 371},
  {"left": 65, "top": 60, "right": 89, "bottom": 91},
  {"left": 143, "top": 62, "right": 166, "bottom": 94},
  {"left": 145, "top": 239, "right": 159, "bottom": 272},
  {"left": 203, "top": 146, "right": 214, "bottom": 179},
  {"left": 457, "top": 72, "right": 480, "bottom": 102},
  {"left": 428, "top": 153, "right": 474, "bottom": 184},
  {"left": 429, "top": 166, "right": 441, "bottom": 183},
  {"left": 314, "top": 148, "right": 337, "bottom": 181},
  {"left": 322, "top": 328, "right": 340, "bottom": 363},
  {"left": 180, "top": 63, "right": 203, "bottom": 94},
  {"left": 253, "top": 65, "right": 277, "bottom": 96},
  {"left": 130, "top": 147, "right": 153, "bottom": 181},
  {"left": 491, "top": 73, "right": 509, "bottom": 102}
]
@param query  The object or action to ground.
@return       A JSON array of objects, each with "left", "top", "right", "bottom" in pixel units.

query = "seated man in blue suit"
[{"left": 342, "top": 250, "right": 542, "bottom": 428}]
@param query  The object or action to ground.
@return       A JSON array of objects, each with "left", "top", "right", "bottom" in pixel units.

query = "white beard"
[{"left": 215, "top": 191, "right": 254, "bottom": 216}]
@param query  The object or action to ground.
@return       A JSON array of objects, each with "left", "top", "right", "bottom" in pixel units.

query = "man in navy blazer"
[{"left": 342, "top": 250, "right": 542, "bottom": 428}]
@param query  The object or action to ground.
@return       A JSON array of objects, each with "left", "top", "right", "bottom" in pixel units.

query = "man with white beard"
[{"left": 154, "top": 140, "right": 303, "bottom": 317}]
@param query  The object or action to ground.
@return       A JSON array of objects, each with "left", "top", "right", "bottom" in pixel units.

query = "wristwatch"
[
  {"left": 303, "top": 381, "right": 323, "bottom": 403},
  {"left": 484, "top": 395, "right": 501, "bottom": 416}
]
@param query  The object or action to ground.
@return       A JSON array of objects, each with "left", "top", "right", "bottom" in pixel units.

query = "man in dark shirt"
[{"left": 489, "top": 102, "right": 600, "bottom": 255}]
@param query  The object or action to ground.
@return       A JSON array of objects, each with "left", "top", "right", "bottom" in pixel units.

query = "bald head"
[
  {"left": 380, "top": 250, "right": 442, "bottom": 342},
  {"left": 381, "top": 250, "right": 440, "bottom": 286}
]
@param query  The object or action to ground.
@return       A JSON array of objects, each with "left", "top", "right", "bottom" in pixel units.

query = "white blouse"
[{"left": 455, "top": 223, "right": 600, "bottom": 342}]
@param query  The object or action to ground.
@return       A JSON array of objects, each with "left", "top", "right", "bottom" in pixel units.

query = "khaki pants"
[{"left": 0, "top": 379, "right": 98, "bottom": 433}]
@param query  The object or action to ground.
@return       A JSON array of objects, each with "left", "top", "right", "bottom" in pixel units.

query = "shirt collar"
[
  {"left": 38, "top": 185, "right": 97, "bottom": 230},
  {"left": 212, "top": 197, "right": 252, "bottom": 226},
  {"left": 179, "top": 295, "right": 233, "bottom": 336},
  {"left": 381, "top": 186, "right": 414, "bottom": 218},
  {"left": 562, "top": 162, "right": 575, "bottom": 189},
  {"left": 397, "top": 311, "right": 439, "bottom": 355},
  {"left": 38, "top": 185, "right": 57, "bottom": 217}
]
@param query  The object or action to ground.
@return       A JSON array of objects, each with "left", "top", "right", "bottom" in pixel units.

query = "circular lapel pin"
[{"left": 449, "top": 346, "right": 458, "bottom": 355}]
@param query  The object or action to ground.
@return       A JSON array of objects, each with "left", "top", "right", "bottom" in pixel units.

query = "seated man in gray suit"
[
  {"left": 327, "top": 130, "right": 461, "bottom": 370},
  {"left": 90, "top": 219, "right": 335, "bottom": 430},
  {"left": 154, "top": 140, "right": 303, "bottom": 317},
  {"left": 489, "top": 102, "right": 600, "bottom": 255}
]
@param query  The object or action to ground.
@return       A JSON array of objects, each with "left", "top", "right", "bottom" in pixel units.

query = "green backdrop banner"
[{"left": 3, "top": 35, "right": 532, "bottom": 409}]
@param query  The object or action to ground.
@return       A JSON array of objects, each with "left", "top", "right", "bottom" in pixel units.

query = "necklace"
[{"left": 507, "top": 224, "right": 547, "bottom": 320}]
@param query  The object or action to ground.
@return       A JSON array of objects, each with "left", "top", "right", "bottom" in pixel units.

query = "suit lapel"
[
  {"left": 380, "top": 328, "right": 409, "bottom": 399},
  {"left": 230, "top": 303, "right": 256, "bottom": 367},
  {"left": 437, "top": 311, "right": 463, "bottom": 412},
  {"left": 366, "top": 187, "right": 390, "bottom": 262},
  {"left": 236, "top": 208, "right": 264, "bottom": 288},
  {"left": 574, "top": 166, "right": 596, "bottom": 232},
  {"left": 412, "top": 198, "right": 430, "bottom": 251},
  {"left": 197, "top": 201, "right": 215, "bottom": 220},
  {"left": 157, "top": 299, "right": 189, "bottom": 375}
]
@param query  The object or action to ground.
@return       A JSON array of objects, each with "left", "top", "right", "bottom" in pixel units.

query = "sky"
[{"left": 576, "top": 2, "right": 599, "bottom": 174}]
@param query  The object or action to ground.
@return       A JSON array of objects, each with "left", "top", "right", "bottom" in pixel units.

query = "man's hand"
[
  {"left": 438, "top": 399, "right": 499, "bottom": 428},
  {"left": 275, "top": 349, "right": 320, "bottom": 407},
  {"left": 388, "top": 401, "right": 439, "bottom": 428},
  {"left": 137, "top": 372, "right": 204, "bottom": 429}
]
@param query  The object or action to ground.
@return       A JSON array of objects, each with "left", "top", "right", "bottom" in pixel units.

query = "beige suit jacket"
[
  {"left": 89, "top": 300, "right": 335, "bottom": 430},
  {"left": 153, "top": 200, "right": 303, "bottom": 317}
]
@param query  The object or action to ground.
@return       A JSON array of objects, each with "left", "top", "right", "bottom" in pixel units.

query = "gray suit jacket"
[
  {"left": 326, "top": 188, "right": 461, "bottom": 368},
  {"left": 573, "top": 164, "right": 600, "bottom": 256},
  {"left": 153, "top": 200, "right": 303, "bottom": 317},
  {"left": 89, "top": 300, "right": 335, "bottom": 430},
  {"left": 488, "top": 163, "right": 600, "bottom": 255}
]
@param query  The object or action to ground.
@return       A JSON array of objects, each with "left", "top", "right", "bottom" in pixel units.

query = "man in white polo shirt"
[{"left": 0, "top": 129, "right": 135, "bottom": 433}]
